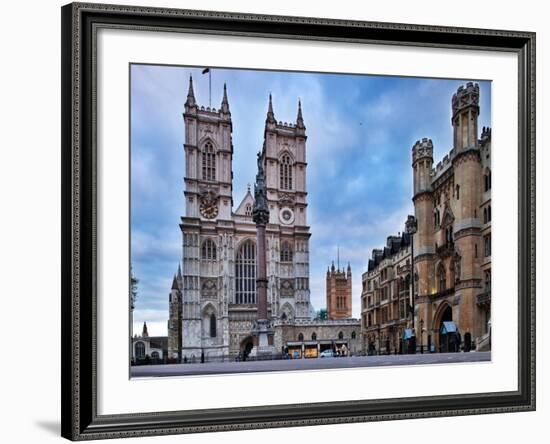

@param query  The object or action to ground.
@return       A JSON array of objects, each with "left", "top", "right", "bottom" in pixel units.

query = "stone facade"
[
  {"left": 132, "top": 323, "right": 167, "bottom": 362},
  {"left": 326, "top": 262, "right": 352, "bottom": 320},
  {"left": 168, "top": 78, "right": 312, "bottom": 361},
  {"left": 361, "top": 232, "right": 412, "bottom": 354},
  {"left": 274, "top": 318, "right": 361, "bottom": 358},
  {"left": 361, "top": 83, "right": 491, "bottom": 354}
]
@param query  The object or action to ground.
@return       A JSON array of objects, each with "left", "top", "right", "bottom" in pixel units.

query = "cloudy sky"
[{"left": 130, "top": 64, "right": 491, "bottom": 336}]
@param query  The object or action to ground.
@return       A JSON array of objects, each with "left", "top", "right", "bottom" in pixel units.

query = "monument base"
[{"left": 248, "top": 319, "right": 276, "bottom": 359}]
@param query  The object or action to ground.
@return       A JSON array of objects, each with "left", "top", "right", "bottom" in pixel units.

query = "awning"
[
  {"left": 402, "top": 328, "right": 414, "bottom": 339},
  {"left": 440, "top": 321, "right": 458, "bottom": 334}
]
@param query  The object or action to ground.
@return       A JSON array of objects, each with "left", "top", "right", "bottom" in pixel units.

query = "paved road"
[{"left": 131, "top": 352, "right": 491, "bottom": 377}]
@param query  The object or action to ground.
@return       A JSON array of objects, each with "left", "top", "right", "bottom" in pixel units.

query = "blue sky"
[{"left": 130, "top": 64, "right": 491, "bottom": 336}]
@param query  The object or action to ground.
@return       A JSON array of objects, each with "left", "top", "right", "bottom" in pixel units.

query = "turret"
[
  {"left": 412, "top": 138, "right": 434, "bottom": 196},
  {"left": 295, "top": 99, "right": 306, "bottom": 136},
  {"left": 184, "top": 75, "right": 197, "bottom": 113},
  {"left": 452, "top": 82, "right": 480, "bottom": 151},
  {"left": 220, "top": 82, "right": 230, "bottom": 116},
  {"left": 266, "top": 93, "right": 276, "bottom": 126},
  {"left": 142, "top": 322, "right": 149, "bottom": 337}
]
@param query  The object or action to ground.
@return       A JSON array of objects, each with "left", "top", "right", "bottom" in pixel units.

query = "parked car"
[{"left": 319, "top": 349, "right": 334, "bottom": 358}]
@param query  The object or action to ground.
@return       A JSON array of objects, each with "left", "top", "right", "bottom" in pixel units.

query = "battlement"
[
  {"left": 433, "top": 148, "right": 455, "bottom": 175},
  {"left": 277, "top": 120, "right": 296, "bottom": 129},
  {"left": 412, "top": 137, "right": 433, "bottom": 163},
  {"left": 481, "top": 126, "right": 492, "bottom": 142},
  {"left": 452, "top": 82, "right": 480, "bottom": 117}
]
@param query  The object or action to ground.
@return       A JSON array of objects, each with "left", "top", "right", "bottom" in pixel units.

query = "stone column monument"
[{"left": 250, "top": 151, "right": 276, "bottom": 358}]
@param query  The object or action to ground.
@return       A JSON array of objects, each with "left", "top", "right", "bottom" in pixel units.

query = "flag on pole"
[{"left": 202, "top": 68, "right": 212, "bottom": 107}]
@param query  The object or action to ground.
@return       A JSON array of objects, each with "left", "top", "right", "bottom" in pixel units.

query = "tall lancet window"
[
  {"left": 280, "top": 241, "right": 293, "bottom": 262},
  {"left": 235, "top": 240, "right": 256, "bottom": 304},
  {"left": 280, "top": 154, "right": 293, "bottom": 190},
  {"left": 202, "top": 141, "right": 216, "bottom": 181},
  {"left": 201, "top": 238, "right": 217, "bottom": 261}
]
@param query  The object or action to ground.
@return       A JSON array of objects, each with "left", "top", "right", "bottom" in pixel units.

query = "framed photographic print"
[{"left": 61, "top": 2, "right": 536, "bottom": 440}]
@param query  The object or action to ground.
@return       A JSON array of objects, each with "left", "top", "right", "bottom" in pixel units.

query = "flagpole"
[{"left": 209, "top": 70, "right": 211, "bottom": 108}]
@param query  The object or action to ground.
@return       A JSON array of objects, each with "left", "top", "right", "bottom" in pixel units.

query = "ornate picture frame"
[{"left": 61, "top": 2, "right": 535, "bottom": 440}]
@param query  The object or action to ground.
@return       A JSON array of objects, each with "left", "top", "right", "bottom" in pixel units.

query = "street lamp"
[
  {"left": 405, "top": 215, "right": 418, "bottom": 352},
  {"left": 377, "top": 325, "right": 381, "bottom": 356},
  {"left": 420, "top": 318, "right": 424, "bottom": 354}
]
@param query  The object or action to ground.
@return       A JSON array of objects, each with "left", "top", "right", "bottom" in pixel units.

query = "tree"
[
  {"left": 317, "top": 308, "right": 328, "bottom": 320},
  {"left": 130, "top": 267, "right": 139, "bottom": 311}
]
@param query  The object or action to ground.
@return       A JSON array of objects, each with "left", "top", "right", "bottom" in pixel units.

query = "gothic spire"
[
  {"left": 185, "top": 75, "right": 196, "bottom": 107},
  {"left": 142, "top": 322, "right": 149, "bottom": 337},
  {"left": 296, "top": 99, "right": 305, "bottom": 129},
  {"left": 171, "top": 274, "right": 178, "bottom": 290},
  {"left": 177, "top": 263, "right": 182, "bottom": 280},
  {"left": 221, "top": 82, "right": 230, "bottom": 113},
  {"left": 266, "top": 93, "right": 276, "bottom": 125}
]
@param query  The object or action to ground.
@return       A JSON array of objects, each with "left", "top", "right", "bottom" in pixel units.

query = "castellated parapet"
[
  {"left": 451, "top": 82, "right": 480, "bottom": 118},
  {"left": 412, "top": 138, "right": 434, "bottom": 195},
  {"left": 412, "top": 138, "right": 433, "bottom": 164}
]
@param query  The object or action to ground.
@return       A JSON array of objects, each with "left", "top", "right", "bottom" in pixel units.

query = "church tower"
[
  {"left": 167, "top": 268, "right": 182, "bottom": 360},
  {"left": 262, "top": 96, "right": 311, "bottom": 321},
  {"left": 450, "top": 82, "right": 483, "bottom": 338},
  {"left": 179, "top": 76, "right": 232, "bottom": 361},
  {"left": 326, "top": 261, "right": 352, "bottom": 320}
]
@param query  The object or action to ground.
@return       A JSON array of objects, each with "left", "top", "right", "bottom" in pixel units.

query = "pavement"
[{"left": 131, "top": 351, "right": 491, "bottom": 377}]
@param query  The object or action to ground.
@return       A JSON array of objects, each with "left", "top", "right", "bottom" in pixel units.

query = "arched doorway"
[
  {"left": 437, "top": 304, "right": 453, "bottom": 353},
  {"left": 240, "top": 336, "right": 254, "bottom": 361}
]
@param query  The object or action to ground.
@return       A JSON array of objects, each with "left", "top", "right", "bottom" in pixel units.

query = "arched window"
[
  {"left": 298, "top": 333, "right": 304, "bottom": 341},
  {"left": 209, "top": 313, "right": 217, "bottom": 337},
  {"left": 151, "top": 351, "right": 159, "bottom": 359},
  {"left": 280, "top": 154, "right": 293, "bottom": 190},
  {"left": 201, "top": 238, "right": 217, "bottom": 261},
  {"left": 202, "top": 142, "right": 216, "bottom": 181},
  {"left": 235, "top": 240, "right": 256, "bottom": 304},
  {"left": 338, "top": 331, "right": 344, "bottom": 340},
  {"left": 245, "top": 203, "right": 252, "bottom": 216},
  {"left": 135, "top": 342, "right": 145, "bottom": 358},
  {"left": 484, "top": 168, "right": 492, "bottom": 191},
  {"left": 351, "top": 331, "right": 357, "bottom": 340},
  {"left": 311, "top": 332, "right": 317, "bottom": 341},
  {"left": 455, "top": 184, "right": 460, "bottom": 200},
  {"left": 437, "top": 264, "right": 446, "bottom": 292},
  {"left": 280, "top": 241, "right": 293, "bottom": 262}
]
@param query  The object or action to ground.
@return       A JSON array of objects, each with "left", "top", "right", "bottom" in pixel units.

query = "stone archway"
[
  {"left": 433, "top": 302, "right": 453, "bottom": 353},
  {"left": 240, "top": 336, "right": 254, "bottom": 361}
]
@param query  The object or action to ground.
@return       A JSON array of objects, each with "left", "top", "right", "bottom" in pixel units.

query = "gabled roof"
[{"left": 234, "top": 188, "right": 254, "bottom": 216}]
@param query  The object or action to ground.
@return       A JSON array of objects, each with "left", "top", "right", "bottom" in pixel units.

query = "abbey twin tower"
[{"left": 168, "top": 77, "right": 314, "bottom": 361}]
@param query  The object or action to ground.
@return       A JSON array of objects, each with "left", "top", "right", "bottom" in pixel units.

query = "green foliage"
[{"left": 130, "top": 267, "right": 139, "bottom": 311}]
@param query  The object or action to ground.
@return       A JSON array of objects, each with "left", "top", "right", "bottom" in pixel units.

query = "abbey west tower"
[{"left": 168, "top": 77, "right": 311, "bottom": 361}]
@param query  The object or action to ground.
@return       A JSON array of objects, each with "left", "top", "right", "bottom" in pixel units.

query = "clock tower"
[
  {"left": 182, "top": 76, "right": 233, "bottom": 222},
  {"left": 179, "top": 76, "right": 233, "bottom": 360}
]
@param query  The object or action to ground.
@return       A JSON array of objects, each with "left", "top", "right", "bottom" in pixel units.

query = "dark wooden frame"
[{"left": 61, "top": 2, "right": 536, "bottom": 440}]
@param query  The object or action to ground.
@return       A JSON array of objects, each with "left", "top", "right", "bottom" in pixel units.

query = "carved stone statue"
[
  {"left": 454, "top": 249, "right": 462, "bottom": 284},
  {"left": 253, "top": 151, "right": 269, "bottom": 225}
]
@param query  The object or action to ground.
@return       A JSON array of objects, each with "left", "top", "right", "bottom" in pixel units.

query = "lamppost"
[
  {"left": 377, "top": 325, "right": 381, "bottom": 356},
  {"left": 405, "top": 215, "right": 417, "bottom": 353},
  {"left": 420, "top": 318, "right": 424, "bottom": 354}
]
